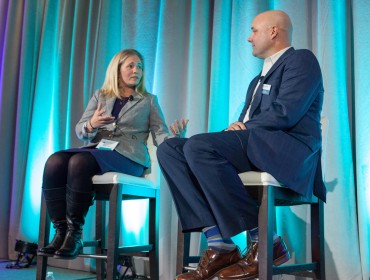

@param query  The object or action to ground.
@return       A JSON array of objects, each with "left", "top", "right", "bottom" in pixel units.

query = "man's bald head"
[
  {"left": 248, "top": 10, "right": 293, "bottom": 58},
  {"left": 256, "top": 10, "right": 292, "bottom": 43}
]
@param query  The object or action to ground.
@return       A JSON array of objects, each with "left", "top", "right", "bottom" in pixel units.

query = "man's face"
[{"left": 248, "top": 16, "right": 273, "bottom": 59}]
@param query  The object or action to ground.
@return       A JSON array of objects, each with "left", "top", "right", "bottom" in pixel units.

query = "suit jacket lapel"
[
  {"left": 105, "top": 96, "right": 116, "bottom": 114},
  {"left": 246, "top": 74, "right": 261, "bottom": 107},
  {"left": 249, "top": 79, "right": 265, "bottom": 117},
  {"left": 249, "top": 48, "right": 295, "bottom": 117},
  {"left": 262, "top": 47, "right": 294, "bottom": 81}
]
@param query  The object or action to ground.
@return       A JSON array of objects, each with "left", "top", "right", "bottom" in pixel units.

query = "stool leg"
[
  {"left": 311, "top": 200, "right": 325, "bottom": 279},
  {"left": 176, "top": 223, "right": 185, "bottom": 275},
  {"left": 95, "top": 200, "right": 105, "bottom": 280},
  {"left": 36, "top": 196, "right": 50, "bottom": 280},
  {"left": 106, "top": 183, "right": 121, "bottom": 280},
  {"left": 258, "top": 185, "right": 275, "bottom": 280},
  {"left": 148, "top": 196, "right": 159, "bottom": 280}
]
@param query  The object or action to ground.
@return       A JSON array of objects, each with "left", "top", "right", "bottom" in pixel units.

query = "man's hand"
[{"left": 226, "top": 121, "right": 247, "bottom": 131}]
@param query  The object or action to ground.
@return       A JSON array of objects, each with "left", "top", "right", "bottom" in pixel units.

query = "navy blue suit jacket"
[{"left": 239, "top": 48, "right": 326, "bottom": 201}]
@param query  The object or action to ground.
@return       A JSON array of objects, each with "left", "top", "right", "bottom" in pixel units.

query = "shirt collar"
[{"left": 261, "top": 46, "right": 292, "bottom": 76}]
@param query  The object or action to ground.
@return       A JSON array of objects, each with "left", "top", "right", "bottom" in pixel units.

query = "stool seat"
[
  {"left": 239, "top": 171, "right": 281, "bottom": 186},
  {"left": 92, "top": 171, "right": 157, "bottom": 188},
  {"left": 93, "top": 172, "right": 158, "bottom": 200}
]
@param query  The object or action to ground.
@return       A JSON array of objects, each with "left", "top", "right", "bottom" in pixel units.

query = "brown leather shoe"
[
  {"left": 176, "top": 247, "right": 242, "bottom": 280},
  {"left": 273, "top": 236, "right": 291, "bottom": 266},
  {"left": 218, "top": 237, "right": 290, "bottom": 279}
]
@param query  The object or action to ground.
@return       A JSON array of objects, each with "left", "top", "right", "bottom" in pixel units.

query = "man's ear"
[{"left": 270, "top": 26, "right": 278, "bottom": 39}]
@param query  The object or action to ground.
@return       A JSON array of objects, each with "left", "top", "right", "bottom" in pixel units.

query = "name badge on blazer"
[
  {"left": 262, "top": 84, "right": 271, "bottom": 95},
  {"left": 96, "top": 139, "right": 119, "bottom": 150}
]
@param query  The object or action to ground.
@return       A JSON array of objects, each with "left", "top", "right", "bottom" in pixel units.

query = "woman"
[{"left": 38, "top": 49, "right": 188, "bottom": 260}]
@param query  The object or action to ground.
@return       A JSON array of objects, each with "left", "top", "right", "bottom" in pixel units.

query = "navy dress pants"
[{"left": 157, "top": 130, "right": 259, "bottom": 239}]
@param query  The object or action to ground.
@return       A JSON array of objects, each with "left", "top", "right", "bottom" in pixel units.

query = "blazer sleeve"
[
  {"left": 148, "top": 95, "right": 171, "bottom": 146},
  {"left": 75, "top": 90, "right": 100, "bottom": 140}
]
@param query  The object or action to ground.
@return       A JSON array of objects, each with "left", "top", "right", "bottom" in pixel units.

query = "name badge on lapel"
[{"left": 262, "top": 84, "right": 271, "bottom": 95}]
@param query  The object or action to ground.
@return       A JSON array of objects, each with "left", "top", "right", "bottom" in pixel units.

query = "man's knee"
[
  {"left": 183, "top": 134, "right": 212, "bottom": 159},
  {"left": 157, "top": 137, "right": 187, "bottom": 162},
  {"left": 156, "top": 140, "right": 170, "bottom": 161}
]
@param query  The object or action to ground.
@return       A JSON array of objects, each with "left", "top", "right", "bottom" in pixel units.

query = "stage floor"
[{"left": 0, "top": 259, "right": 96, "bottom": 280}]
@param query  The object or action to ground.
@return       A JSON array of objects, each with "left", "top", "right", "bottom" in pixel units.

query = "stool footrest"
[
  {"left": 273, "top": 262, "right": 317, "bottom": 274},
  {"left": 83, "top": 240, "right": 101, "bottom": 247},
  {"left": 118, "top": 245, "right": 153, "bottom": 254}
]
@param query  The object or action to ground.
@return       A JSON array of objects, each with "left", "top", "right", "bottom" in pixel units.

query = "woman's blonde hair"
[{"left": 100, "top": 49, "right": 147, "bottom": 98}]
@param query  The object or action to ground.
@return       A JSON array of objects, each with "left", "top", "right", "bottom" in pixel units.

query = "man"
[{"left": 157, "top": 10, "right": 325, "bottom": 280}]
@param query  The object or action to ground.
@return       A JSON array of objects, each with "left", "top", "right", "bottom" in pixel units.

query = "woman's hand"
[
  {"left": 88, "top": 103, "right": 115, "bottom": 131},
  {"left": 170, "top": 119, "right": 189, "bottom": 138}
]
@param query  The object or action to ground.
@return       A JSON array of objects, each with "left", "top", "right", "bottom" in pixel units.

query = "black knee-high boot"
[
  {"left": 54, "top": 186, "right": 94, "bottom": 259},
  {"left": 38, "top": 187, "right": 67, "bottom": 256}
]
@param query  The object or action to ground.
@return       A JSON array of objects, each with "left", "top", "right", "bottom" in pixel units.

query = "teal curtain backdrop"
[{"left": 0, "top": 0, "right": 368, "bottom": 279}]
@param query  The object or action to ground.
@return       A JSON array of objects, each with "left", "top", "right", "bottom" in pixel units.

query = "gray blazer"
[{"left": 75, "top": 90, "right": 171, "bottom": 168}]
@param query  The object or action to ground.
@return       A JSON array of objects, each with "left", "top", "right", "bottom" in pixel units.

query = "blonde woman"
[{"left": 38, "top": 49, "right": 188, "bottom": 260}]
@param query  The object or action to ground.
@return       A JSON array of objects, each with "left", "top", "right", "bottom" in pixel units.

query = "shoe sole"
[
  {"left": 219, "top": 273, "right": 258, "bottom": 280},
  {"left": 181, "top": 260, "right": 243, "bottom": 280},
  {"left": 219, "top": 252, "right": 291, "bottom": 280},
  {"left": 273, "top": 251, "right": 291, "bottom": 266},
  {"left": 37, "top": 252, "right": 55, "bottom": 258},
  {"left": 53, "top": 254, "right": 79, "bottom": 260},
  {"left": 53, "top": 248, "right": 82, "bottom": 260}
]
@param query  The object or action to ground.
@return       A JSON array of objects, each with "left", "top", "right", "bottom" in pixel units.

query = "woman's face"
[{"left": 119, "top": 55, "right": 143, "bottom": 89}]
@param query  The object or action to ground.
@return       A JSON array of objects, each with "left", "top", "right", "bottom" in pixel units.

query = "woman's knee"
[
  {"left": 67, "top": 153, "right": 97, "bottom": 176},
  {"left": 43, "top": 152, "right": 71, "bottom": 187},
  {"left": 44, "top": 152, "right": 69, "bottom": 175}
]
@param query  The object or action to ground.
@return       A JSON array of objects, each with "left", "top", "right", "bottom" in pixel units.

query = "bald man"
[{"left": 157, "top": 10, "right": 325, "bottom": 280}]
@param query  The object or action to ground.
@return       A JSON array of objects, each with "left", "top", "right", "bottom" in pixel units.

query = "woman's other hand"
[{"left": 170, "top": 119, "right": 189, "bottom": 138}]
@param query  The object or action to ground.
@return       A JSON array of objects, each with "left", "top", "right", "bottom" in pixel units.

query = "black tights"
[{"left": 42, "top": 151, "right": 101, "bottom": 193}]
